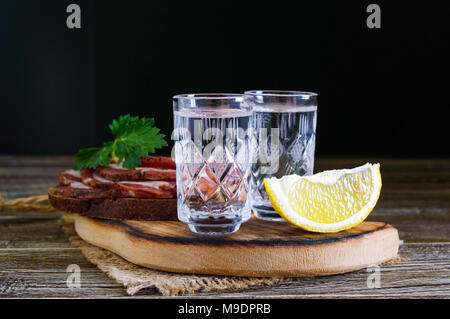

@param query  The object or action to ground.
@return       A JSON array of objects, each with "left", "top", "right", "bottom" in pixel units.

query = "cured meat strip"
[
  {"left": 80, "top": 168, "right": 114, "bottom": 188},
  {"left": 140, "top": 156, "right": 176, "bottom": 169},
  {"left": 53, "top": 183, "right": 174, "bottom": 199},
  {"left": 81, "top": 168, "right": 176, "bottom": 196},
  {"left": 96, "top": 165, "right": 175, "bottom": 181},
  {"left": 68, "top": 181, "right": 91, "bottom": 189},
  {"left": 58, "top": 170, "right": 82, "bottom": 186},
  {"left": 56, "top": 155, "right": 177, "bottom": 199},
  {"left": 119, "top": 181, "right": 176, "bottom": 198}
]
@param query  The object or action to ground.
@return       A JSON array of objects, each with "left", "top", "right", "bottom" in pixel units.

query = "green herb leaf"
[
  {"left": 73, "top": 144, "right": 112, "bottom": 170},
  {"left": 73, "top": 115, "right": 167, "bottom": 170}
]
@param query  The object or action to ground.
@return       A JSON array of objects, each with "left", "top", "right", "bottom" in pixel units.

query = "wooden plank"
[
  {"left": 197, "top": 243, "right": 450, "bottom": 298},
  {"left": 368, "top": 208, "right": 450, "bottom": 243},
  {"left": 0, "top": 247, "right": 128, "bottom": 297},
  {"left": 0, "top": 213, "right": 71, "bottom": 249},
  {"left": 0, "top": 205, "right": 447, "bottom": 250},
  {"left": 0, "top": 207, "right": 447, "bottom": 250},
  {"left": 0, "top": 156, "right": 74, "bottom": 167},
  {"left": 1, "top": 205, "right": 448, "bottom": 249},
  {"left": 0, "top": 243, "right": 448, "bottom": 298},
  {"left": 0, "top": 156, "right": 448, "bottom": 298},
  {"left": 1, "top": 156, "right": 449, "bottom": 174},
  {"left": 0, "top": 156, "right": 72, "bottom": 198},
  {"left": 1, "top": 156, "right": 448, "bottom": 206},
  {"left": 1, "top": 156, "right": 449, "bottom": 203}
]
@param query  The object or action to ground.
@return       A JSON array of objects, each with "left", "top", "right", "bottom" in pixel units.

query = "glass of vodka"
[
  {"left": 173, "top": 94, "right": 253, "bottom": 235},
  {"left": 245, "top": 90, "right": 318, "bottom": 221}
]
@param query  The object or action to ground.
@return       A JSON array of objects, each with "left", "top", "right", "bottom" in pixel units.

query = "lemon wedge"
[{"left": 264, "top": 163, "right": 382, "bottom": 233}]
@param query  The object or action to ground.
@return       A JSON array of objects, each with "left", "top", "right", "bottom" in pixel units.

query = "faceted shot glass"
[
  {"left": 245, "top": 90, "right": 318, "bottom": 221},
  {"left": 173, "top": 94, "right": 253, "bottom": 235}
]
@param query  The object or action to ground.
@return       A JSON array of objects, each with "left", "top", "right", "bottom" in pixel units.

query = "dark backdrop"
[{"left": 2, "top": 1, "right": 449, "bottom": 157}]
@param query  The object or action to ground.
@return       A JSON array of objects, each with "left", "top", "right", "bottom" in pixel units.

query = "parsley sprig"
[{"left": 73, "top": 115, "right": 168, "bottom": 170}]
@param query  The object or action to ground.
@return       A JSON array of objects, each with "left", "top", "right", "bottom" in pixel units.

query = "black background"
[{"left": 2, "top": 1, "right": 449, "bottom": 157}]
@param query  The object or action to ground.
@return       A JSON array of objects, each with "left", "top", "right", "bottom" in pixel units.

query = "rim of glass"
[
  {"left": 244, "top": 90, "right": 318, "bottom": 97},
  {"left": 173, "top": 93, "right": 244, "bottom": 100}
]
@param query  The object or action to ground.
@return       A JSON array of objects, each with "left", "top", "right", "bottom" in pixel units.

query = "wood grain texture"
[
  {"left": 0, "top": 243, "right": 448, "bottom": 298},
  {"left": 74, "top": 215, "right": 399, "bottom": 277},
  {"left": 0, "top": 156, "right": 449, "bottom": 298}
]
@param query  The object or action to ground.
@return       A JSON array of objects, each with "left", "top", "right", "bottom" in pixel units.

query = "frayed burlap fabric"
[
  {"left": 59, "top": 215, "right": 284, "bottom": 296},
  {"left": 0, "top": 194, "right": 57, "bottom": 212}
]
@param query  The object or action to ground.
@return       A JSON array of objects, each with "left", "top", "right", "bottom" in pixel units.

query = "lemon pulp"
[{"left": 264, "top": 163, "right": 382, "bottom": 233}]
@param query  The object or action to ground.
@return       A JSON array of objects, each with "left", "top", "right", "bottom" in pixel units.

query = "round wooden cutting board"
[{"left": 74, "top": 214, "right": 399, "bottom": 277}]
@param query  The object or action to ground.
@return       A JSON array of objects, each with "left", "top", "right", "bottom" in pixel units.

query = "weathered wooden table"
[{"left": 0, "top": 156, "right": 448, "bottom": 298}]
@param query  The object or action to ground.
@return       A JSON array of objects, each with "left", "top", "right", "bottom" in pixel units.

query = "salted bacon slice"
[
  {"left": 80, "top": 168, "right": 113, "bottom": 188},
  {"left": 140, "top": 156, "right": 176, "bottom": 169},
  {"left": 56, "top": 156, "right": 176, "bottom": 199},
  {"left": 57, "top": 169, "right": 176, "bottom": 199},
  {"left": 97, "top": 156, "right": 176, "bottom": 181},
  {"left": 80, "top": 168, "right": 176, "bottom": 198},
  {"left": 96, "top": 165, "right": 176, "bottom": 181},
  {"left": 53, "top": 183, "right": 175, "bottom": 199},
  {"left": 58, "top": 170, "right": 82, "bottom": 186},
  {"left": 118, "top": 181, "right": 176, "bottom": 198}
]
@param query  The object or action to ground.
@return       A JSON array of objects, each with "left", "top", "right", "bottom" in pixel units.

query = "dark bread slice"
[{"left": 48, "top": 186, "right": 177, "bottom": 221}]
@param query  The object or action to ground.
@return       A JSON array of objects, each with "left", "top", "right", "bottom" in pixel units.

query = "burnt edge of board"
[{"left": 92, "top": 218, "right": 390, "bottom": 247}]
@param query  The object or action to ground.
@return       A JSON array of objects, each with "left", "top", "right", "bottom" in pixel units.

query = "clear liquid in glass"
[
  {"left": 251, "top": 105, "right": 317, "bottom": 221},
  {"left": 174, "top": 108, "right": 252, "bottom": 234}
]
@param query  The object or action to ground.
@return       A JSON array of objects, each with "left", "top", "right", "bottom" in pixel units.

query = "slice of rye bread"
[{"left": 48, "top": 186, "right": 177, "bottom": 221}]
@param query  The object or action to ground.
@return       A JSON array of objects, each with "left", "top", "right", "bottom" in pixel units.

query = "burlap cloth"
[{"left": 58, "top": 214, "right": 285, "bottom": 296}]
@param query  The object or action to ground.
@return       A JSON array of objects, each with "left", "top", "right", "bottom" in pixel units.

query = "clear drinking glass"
[
  {"left": 173, "top": 94, "right": 253, "bottom": 235},
  {"left": 245, "top": 90, "right": 318, "bottom": 221}
]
